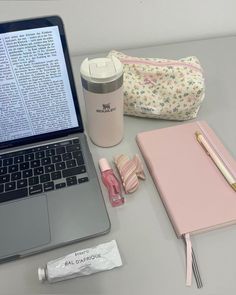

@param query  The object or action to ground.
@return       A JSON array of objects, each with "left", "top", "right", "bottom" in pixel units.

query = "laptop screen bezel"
[{"left": 0, "top": 15, "right": 84, "bottom": 151}]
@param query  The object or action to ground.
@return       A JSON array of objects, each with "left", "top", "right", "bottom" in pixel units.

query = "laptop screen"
[{"left": 0, "top": 16, "right": 83, "bottom": 149}]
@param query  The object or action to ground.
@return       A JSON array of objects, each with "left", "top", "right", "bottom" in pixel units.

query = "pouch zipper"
[{"left": 120, "top": 58, "right": 202, "bottom": 73}]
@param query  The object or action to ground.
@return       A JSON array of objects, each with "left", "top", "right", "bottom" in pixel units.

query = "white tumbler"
[{"left": 80, "top": 56, "right": 124, "bottom": 147}]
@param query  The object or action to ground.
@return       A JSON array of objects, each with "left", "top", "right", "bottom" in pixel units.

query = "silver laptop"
[{"left": 0, "top": 16, "right": 110, "bottom": 263}]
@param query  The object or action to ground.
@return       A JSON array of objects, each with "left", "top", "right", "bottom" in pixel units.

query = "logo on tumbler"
[{"left": 96, "top": 103, "right": 116, "bottom": 113}]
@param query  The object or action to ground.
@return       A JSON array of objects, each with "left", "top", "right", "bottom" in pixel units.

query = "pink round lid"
[{"left": 98, "top": 158, "right": 111, "bottom": 172}]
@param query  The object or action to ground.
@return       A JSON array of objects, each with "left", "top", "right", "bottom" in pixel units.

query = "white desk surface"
[{"left": 1, "top": 36, "right": 236, "bottom": 294}]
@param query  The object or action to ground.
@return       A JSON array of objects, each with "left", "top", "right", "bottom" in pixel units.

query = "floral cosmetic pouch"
[{"left": 108, "top": 50, "right": 205, "bottom": 121}]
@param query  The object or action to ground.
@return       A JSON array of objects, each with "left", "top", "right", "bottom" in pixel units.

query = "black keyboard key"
[
  {"left": 29, "top": 176, "right": 39, "bottom": 186},
  {"left": 17, "top": 179, "right": 28, "bottom": 188},
  {"left": 23, "top": 169, "right": 33, "bottom": 178},
  {"left": 34, "top": 167, "right": 44, "bottom": 175},
  {"left": 52, "top": 155, "right": 62, "bottom": 163},
  {"left": 25, "top": 153, "right": 34, "bottom": 161},
  {"left": 66, "top": 144, "right": 80, "bottom": 152},
  {"left": 40, "top": 174, "right": 50, "bottom": 183},
  {"left": 0, "top": 167, "right": 7, "bottom": 175},
  {"left": 66, "top": 176, "right": 77, "bottom": 186},
  {"left": 0, "top": 174, "right": 10, "bottom": 183},
  {"left": 14, "top": 156, "right": 24, "bottom": 164},
  {"left": 9, "top": 164, "right": 18, "bottom": 173},
  {"left": 35, "top": 146, "right": 46, "bottom": 151},
  {"left": 49, "top": 143, "right": 60, "bottom": 148},
  {"left": 41, "top": 157, "right": 51, "bottom": 165},
  {"left": 0, "top": 152, "right": 14, "bottom": 159},
  {"left": 35, "top": 151, "right": 45, "bottom": 159},
  {"left": 34, "top": 147, "right": 41, "bottom": 152},
  {"left": 5, "top": 182, "right": 16, "bottom": 191},
  {"left": 13, "top": 150, "right": 25, "bottom": 156},
  {"left": 3, "top": 158, "right": 13, "bottom": 166},
  {"left": 0, "top": 159, "right": 2, "bottom": 167},
  {"left": 45, "top": 164, "right": 55, "bottom": 173},
  {"left": 20, "top": 162, "right": 29, "bottom": 170},
  {"left": 56, "top": 146, "right": 65, "bottom": 155},
  {"left": 0, "top": 184, "right": 3, "bottom": 193},
  {"left": 72, "top": 151, "right": 82, "bottom": 158},
  {"left": 73, "top": 151, "right": 84, "bottom": 165},
  {"left": 0, "top": 153, "right": 11, "bottom": 159},
  {"left": 59, "top": 140, "right": 72, "bottom": 146},
  {"left": 44, "top": 181, "right": 54, "bottom": 192},
  {"left": 46, "top": 149, "right": 55, "bottom": 157},
  {"left": 24, "top": 148, "right": 34, "bottom": 154},
  {"left": 77, "top": 157, "right": 85, "bottom": 166},
  {"left": 29, "top": 184, "right": 43, "bottom": 195},
  {"left": 11, "top": 172, "right": 21, "bottom": 181},
  {"left": 78, "top": 177, "right": 89, "bottom": 184},
  {"left": 55, "top": 162, "right": 66, "bottom": 171},
  {"left": 31, "top": 160, "right": 40, "bottom": 168},
  {"left": 62, "top": 153, "right": 72, "bottom": 161},
  {"left": 66, "top": 159, "right": 77, "bottom": 168},
  {"left": 62, "top": 166, "right": 86, "bottom": 178},
  {"left": 0, "top": 188, "right": 28, "bottom": 203},
  {"left": 51, "top": 171, "right": 62, "bottom": 180},
  {"left": 73, "top": 138, "right": 80, "bottom": 144},
  {"left": 55, "top": 182, "right": 66, "bottom": 189}
]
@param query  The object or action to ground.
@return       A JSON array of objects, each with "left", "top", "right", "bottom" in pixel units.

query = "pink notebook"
[{"left": 136, "top": 121, "right": 236, "bottom": 238}]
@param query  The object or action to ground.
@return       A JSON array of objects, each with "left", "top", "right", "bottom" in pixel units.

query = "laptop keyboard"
[{"left": 0, "top": 138, "right": 89, "bottom": 203}]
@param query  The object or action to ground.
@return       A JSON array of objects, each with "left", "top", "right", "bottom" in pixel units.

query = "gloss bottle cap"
[
  {"left": 98, "top": 158, "right": 111, "bottom": 172},
  {"left": 38, "top": 267, "right": 46, "bottom": 282}
]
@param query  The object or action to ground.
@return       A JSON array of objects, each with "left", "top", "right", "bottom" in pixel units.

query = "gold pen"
[{"left": 195, "top": 131, "right": 236, "bottom": 192}]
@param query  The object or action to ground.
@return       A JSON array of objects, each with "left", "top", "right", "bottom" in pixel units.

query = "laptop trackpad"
[{"left": 0, "top": 195, "right": 51, "bottom": 259}]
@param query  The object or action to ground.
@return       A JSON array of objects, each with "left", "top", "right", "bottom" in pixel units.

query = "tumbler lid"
[{"left": 80, "top": 56, "right": 123, "bottom": 83}]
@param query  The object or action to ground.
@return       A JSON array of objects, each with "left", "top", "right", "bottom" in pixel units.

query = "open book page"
[{"left": 0, "top": 26, "right": 78, "bottom": 142}]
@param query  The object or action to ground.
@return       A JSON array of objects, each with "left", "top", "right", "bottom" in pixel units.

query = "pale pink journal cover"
[{"left": 136, "top": 121, "right": 236, "bottom": 237}]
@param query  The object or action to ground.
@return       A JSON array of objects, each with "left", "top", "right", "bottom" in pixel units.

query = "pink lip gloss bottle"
[{"left": 98, "top": 158, "right": 124, "bottom": 207}]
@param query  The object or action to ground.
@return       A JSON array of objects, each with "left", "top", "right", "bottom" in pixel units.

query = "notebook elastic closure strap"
[{"left": 196, "top": 121, "right": 236, "bottom": 191}]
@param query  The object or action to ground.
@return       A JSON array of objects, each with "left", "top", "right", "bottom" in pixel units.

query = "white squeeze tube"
[{"left": 38, "top": 240, "right": 122, "bottom": 283}]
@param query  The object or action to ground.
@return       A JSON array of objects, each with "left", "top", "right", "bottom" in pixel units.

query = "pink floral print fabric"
[{"left": 108, "top": 50, "right": 205, "bottom": 121}]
